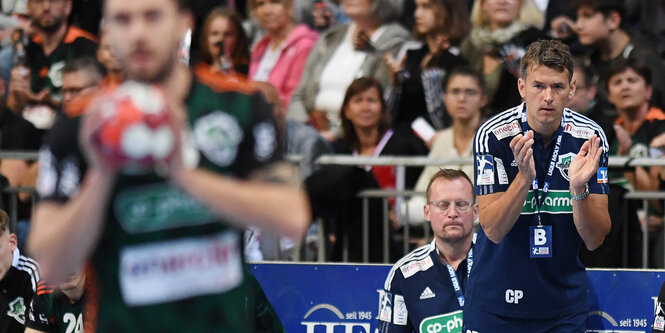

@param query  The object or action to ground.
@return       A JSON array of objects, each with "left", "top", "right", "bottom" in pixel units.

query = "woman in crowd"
[
  {"left": 388, "top": 0, "right": 470, "bottom": 135},
  {"left": 402, "top": 67, "right": 486, "bottom": 223},
  {"left": 197, "top": 7, "right": 251, "bottom": 76},
  {"left": 306, "top": 78, "right": 428, "bottom": 262},
  {"left": 288, "top": 0, "right": 409, "bottom": 141},
  {"left": 461, "top": 0, "right": 545, "bottom": 115},
  {"left": 249, "top": 0, "right": 319, "bottom": 109}
]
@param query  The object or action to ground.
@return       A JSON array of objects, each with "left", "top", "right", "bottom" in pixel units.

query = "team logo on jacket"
[
  {"left": 193, "top": 111, "right": 243, "bottom": 166},
  {"left": 476, "top": 155, "right": 494, "bottom": 185},
  {"left": 556, "top": 152, "right": 576, "bottom": 181},
  {"left": 7, "top": 297, "right": 26, "bottom": 324}
]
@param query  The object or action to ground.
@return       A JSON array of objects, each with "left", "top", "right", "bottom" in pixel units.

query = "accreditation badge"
[{"left": 529, "top": 225, "right": 552, "bottom": 258}]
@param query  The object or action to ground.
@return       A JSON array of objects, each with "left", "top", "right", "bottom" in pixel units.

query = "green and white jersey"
[
  {"left": 25, "top": 282, "right": 84, "bottom": 333},
  {"left": 36, "top": 74, "right": 283, "bottom": 332}
]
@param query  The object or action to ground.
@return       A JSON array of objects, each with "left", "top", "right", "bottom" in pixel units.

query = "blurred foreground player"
[
  {"left": 25, "top": 269, "right": 85, "bottom": 333},
  {"left": 27, "top": 0, "right": 310, "bottom": 332},
  {"left": 378, "top": 169, "right": 476, "bottom": 333},
  {"left": 464, "top": 40, "right": 610, "bottom": 332}
]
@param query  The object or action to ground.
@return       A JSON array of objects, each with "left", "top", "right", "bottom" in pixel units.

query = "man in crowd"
[
  {"left": 0, "top": 210, "right": 34, "bottom": 333},
  {"left": 573, "top": 0, "right": 665, "bottom": 110},
  {"left": 24, "top": 269, "right": 85, "bottom": 333},
  {"left": 60, "top": 57, "right": 103, "bottom": 108},
  {"left": 27, "top": 0, "right": 310, "bottom": 332},
  {"left": 10, "top": 0, "right": 97, "bottom": 130},
  {"left": 378, "top": 169, "right": 475, "bottom": 333},
  {"left": 465, "top": 40, "right": 610, "bottom": 331}
]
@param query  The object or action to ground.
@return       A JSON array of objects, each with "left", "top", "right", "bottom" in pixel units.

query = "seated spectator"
[
  {"left": 605, "top": 58, "right": 665, "bottom": 267},
  {"left": 196, "top": 7, "right": 251, "bottom": 76},
  {"left": 60, "top": 57, "right": 103, "bottom": 108},
  {"left": 403, "top": 67, "right": 486, "bottom": 224},
  {"left": 287, "top": 0, "right": 408, "bottom": 141},
  {"left": 378, "top": 169, "right": 476, "bottom": 333},
  {"left": 386, "top": 0, "right": 469, "bottom": 137},
  {"left": 25, "top": 268, "right": 85, "bottom": 333},
  {"left": 249, "top": 0, "right": 318, "bottom": 109},
  {"left": 0, "top": 209, "right": 34, "bottom": 333},
  {"left": 460, "top": 0, "right": 545, "bottom": 115},
  {"left": 573, "top": 0, "right": 665, "bottom": 111},
  {"left": 306, "top": 78, "right": 428, "bottom": 262}
]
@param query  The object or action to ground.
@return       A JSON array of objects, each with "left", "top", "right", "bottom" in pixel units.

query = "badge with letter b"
[{"left": 529, "top": 225, "right": 552, "bottom": 258}]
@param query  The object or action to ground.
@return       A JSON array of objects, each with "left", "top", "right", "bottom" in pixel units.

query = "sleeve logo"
[
  {"left": 597, "top": 167, "right": 608, "bottom": 184},
  {"left": 476, "top": 155, "right": 495, "bottom": 185}
]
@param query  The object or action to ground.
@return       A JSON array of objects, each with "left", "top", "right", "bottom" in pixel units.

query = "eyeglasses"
[
  {"left": 428, "top": 200, "right": 473, "bottom": 213},
  {"left": 445, "top": 88, "right": 480, "bottom": 98}
]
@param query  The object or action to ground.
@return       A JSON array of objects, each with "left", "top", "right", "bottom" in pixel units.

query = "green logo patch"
[
  {"left": 114, "top": 184, "right": 215, "bottom": 233},
  {"left": 522, "top": 190, "right": 573, "bottom": 214},
  {"left": 419, "top": 310, "right": 463, "bottom": 333}
]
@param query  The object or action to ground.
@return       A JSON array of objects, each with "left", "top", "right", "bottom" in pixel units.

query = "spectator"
[
  {"left": 460, "top": 0, "right": 545, "bottom": 115},
  {"left": 249, "top": 0, "right": 318, "bottom": 109},
  {"left": 306, "top": 78, "right": 428, "bottom": 262},
  {"left": 386, "top": 0, "right": 469, "bottom": 138},
  {"left": 24, "top": 268, "right": 85, "bottom": 333},
  {"left": 573, "top": 0, "right": 665, "bottom": 111},
  {"left": 0, "top": 209, "right": 34, "bottom": 333},
  {"left": 606, "top": 58, "right": 665, "bottom": 268},
  {"left": 378, "top": 169, "right": 476, "bottom": 332},
  {"left": 60, "top": 57, "right": 103, "bottom": 108},
  {"left": 196, "top": 7, "right": 250, "bottom": 76},
  {"left": 403, "top": 67, "right": 486, "bottom": 224},
  {"left": 16, "top": 0, "right": 97, "bottom": 130},
  {"left": 607, "top": 58, "right": 664, "bottom": 196},
  {"left": 287, "top": 0, "right": 408, "bottom": 141}
]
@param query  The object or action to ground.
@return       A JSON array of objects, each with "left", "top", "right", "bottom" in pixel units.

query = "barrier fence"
[{"left": 2, "top": 151, "right": 665, "bottom": 267}]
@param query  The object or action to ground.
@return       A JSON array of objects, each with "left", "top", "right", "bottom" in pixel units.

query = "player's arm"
[
  {"left": 25, "top": 327, "right": 48, "bottom": 333},
  {"left": 171, "top": 162, "right": 310, "bottom": 240},
  {"left": 478, "top": 131, "right": 536, "bottom": 244},
  {"left": 569, "top": 135, "right": 610, "bottom": 250},
  {"left": 29, "top": 169, "right": 114, "bottom": 283},
  {"left": 28, "top": 113, "right": 116, "bottom": 284}
]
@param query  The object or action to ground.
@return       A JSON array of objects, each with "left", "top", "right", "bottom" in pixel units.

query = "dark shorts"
[{"left": 463, "top": 305, "right": 586, "bottom": 333}]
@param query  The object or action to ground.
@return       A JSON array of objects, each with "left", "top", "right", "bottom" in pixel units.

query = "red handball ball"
[{"left": 91, "top": 81, "right": 176, "bottom": 174}]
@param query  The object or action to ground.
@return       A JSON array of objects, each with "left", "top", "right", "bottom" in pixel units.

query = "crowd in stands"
[{"left": 0, "top": 0, "right": 664, "bottom": 273}]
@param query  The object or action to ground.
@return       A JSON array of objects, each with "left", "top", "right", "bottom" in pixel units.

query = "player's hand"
[
  {"left": 569, "top": 134, "right": 603, "bottom": 191},
  {"left": 80, "top": 98, "right": 116, "bottom": 175},
  {"left": 509, "top": 130, "right": 535, "bottom": 183}
]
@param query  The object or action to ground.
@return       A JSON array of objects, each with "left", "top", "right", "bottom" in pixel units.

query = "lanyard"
[
  {"left": 436, "top": 244, "right": 473, "bottom": 308},
  {"left": 521, "top": 111, "right": 564, "bottom": 226}
]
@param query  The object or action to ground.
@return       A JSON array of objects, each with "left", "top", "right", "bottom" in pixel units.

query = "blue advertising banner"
[{"left": 251, "top": 264, "right": 665, "bottom": 333}]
